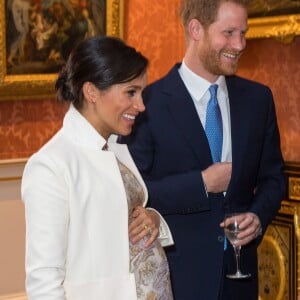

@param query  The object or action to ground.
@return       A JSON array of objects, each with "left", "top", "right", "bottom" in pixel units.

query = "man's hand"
[
  {"left": 220, "top": 212, "right": 262, "bottom": 246},
  {"left": 202, "top": 162, "right": 232, "bottom": 193}
]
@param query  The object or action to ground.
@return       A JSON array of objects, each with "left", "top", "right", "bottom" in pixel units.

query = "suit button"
[{"left": 217, "top": 235, "right": 224, "bottom": 243}]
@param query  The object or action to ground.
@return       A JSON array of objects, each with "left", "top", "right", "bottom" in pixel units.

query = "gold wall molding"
[
  {"left": 286, "top": 162, "right": 300, "bottom": 202},
  {"left": 289, "top": 177, "right": 300, "bottom": 201}
]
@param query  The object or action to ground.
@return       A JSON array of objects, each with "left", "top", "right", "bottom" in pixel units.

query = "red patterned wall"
[
  {"left": 238, "top": 38, "right": 300, "bottom": 164},
  {"left": 0, "top": 0, "right": 299, "bottom": 162}
]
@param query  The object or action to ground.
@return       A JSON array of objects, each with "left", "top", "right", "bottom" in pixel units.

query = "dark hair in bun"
[{"left": 55, "top": 36, "right": 148, "bottom": 110}]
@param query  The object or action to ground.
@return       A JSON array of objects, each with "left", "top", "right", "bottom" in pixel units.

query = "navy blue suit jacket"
[{"left": 122, "top": 64, "right": 285, "bottom": 300}]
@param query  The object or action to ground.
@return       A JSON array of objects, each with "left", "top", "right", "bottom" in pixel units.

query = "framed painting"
[
  {"left": 246, "top": 0, "right": 300, "bottom": 43},
  {"left": 0, "top": 0, "right": 124, "bottom": 101}
]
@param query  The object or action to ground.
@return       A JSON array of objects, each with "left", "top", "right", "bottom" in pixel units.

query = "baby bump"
[{"left": 130, "top": 239, "right": 173, "bottom": 300}]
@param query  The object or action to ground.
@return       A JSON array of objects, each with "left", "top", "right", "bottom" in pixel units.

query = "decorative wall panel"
[
  {"left": 258, "top": 212, "right": 296, "bottom": 300},
  {"left": 258, "top": 163, "right": 300, "bottom": 300}
]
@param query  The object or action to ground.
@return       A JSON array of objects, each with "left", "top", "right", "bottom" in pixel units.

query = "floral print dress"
[{"left": 117, "top": 160, "right": 173, "bottom": 300}]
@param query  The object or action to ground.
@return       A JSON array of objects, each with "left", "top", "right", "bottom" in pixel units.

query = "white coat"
[{"left": 22, "top": 105, "right": 173, "bottom": 300}]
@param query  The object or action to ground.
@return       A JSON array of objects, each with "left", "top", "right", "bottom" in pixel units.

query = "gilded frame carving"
[
  {"left": 247, "top": 14, "right": 300, "bottom": 43},
  {"left": 0, "top": 0, "right": 124, "bottom": 101}
]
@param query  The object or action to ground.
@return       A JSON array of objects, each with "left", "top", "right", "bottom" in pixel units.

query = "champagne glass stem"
[{"left": 233, "top": 244, "right": 242, "bottom": 275}]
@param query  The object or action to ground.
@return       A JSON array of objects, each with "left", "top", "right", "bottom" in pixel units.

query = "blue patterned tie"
[
  {"left": 205, "top": 85, "right": 226, "bottom": 250},
  {"left": 205, "top": 84, "right": 223, "bottom": 163}
]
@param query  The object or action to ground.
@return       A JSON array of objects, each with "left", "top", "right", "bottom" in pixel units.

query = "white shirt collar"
[{"left": 179, "top": 60, "right": 227, "bottom": 101}]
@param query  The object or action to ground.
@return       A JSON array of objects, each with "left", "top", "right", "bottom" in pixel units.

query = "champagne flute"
[{"left": 224, "top": 213, "right": 251, "bottom": 279}]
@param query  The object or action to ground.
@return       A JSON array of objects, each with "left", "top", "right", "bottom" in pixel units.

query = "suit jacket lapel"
[{"left": 163, "top": 64, "right": 212, "bottom": 166}]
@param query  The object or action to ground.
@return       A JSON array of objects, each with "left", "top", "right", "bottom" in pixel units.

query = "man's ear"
[
  {"left": 82, "top": 82, "right": 97, "bottom": 103},
  {"left": 188, "top": 18, "right": 204, "bottom": 41}
]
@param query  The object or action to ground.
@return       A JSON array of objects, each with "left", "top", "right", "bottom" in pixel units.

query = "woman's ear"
[
  {"left": 82, "top": 82, "right": 97, "bottom": 103},
  {"left": 188, "top": 18, "right": 203, "bottom": 41}
]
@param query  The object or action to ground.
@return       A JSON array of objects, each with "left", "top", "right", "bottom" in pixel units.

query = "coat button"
[{"left": 217, "top": 235, "right": 224, "bottom": 243}]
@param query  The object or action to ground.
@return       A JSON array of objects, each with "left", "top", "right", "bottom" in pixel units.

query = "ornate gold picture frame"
[
  {"left": 0, "top": 0, "right": 124, "bottom": 101},
  {"left": 246, "top": 1, "right": 300, "bottom": 42},
  {"left": 247, "top": 14, "right": 300, "bottom": 43}
]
